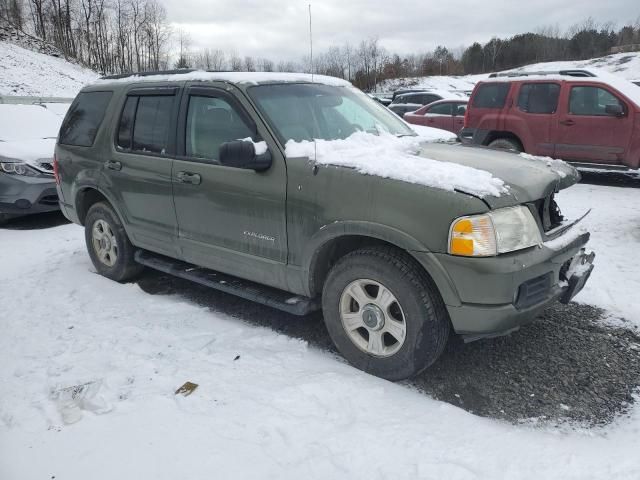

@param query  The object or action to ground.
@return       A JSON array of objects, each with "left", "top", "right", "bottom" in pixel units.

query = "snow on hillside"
[
  {"left": 378, "top": 74, "right": 483, "bottom": 95},
  {"left": 379, "top": 51, "right": 640, "bottom": 94},
  {"left": 510, "top": 52, "right": 640, "bottom": 81},
  {"left": 0, "top": 41, "right": 99, "bottom": 97}
]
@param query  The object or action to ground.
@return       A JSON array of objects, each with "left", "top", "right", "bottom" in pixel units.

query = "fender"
[{"left": 301, "top": 220, "right": 462, "bottom": 306}]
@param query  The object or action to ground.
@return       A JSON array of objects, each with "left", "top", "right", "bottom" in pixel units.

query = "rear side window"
[
  {"left": 132, "top": 96, "right": 173, "bottom": 154},
  {"left": 59, "top": 91, "right": 113, "bottom": 146},
  {"left": 472, "top": 83, "right": 510, "bottom": 109},
  {"left": 517, "top": 83, "right": 560, "bottom": 114}
]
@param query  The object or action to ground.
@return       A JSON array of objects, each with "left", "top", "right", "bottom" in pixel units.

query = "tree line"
[
  {"left": 1, "top": 0, "right": 171, "bottom": 73},
  {"left": 1, "top": 1, "right": 639, "bottom": 91}
]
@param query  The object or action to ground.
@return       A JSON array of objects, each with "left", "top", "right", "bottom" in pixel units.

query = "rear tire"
[
  {"left": 84, "top": 202, "right": 143, "bottom": 282},
  {"left": 488, "top": 137, "right": 522, "bottom": 152},
  {"left": 321, "top": 247, "right": 450, "bottom": 381}
]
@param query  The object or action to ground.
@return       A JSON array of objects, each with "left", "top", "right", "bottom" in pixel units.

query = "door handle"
[
  {"left": 105, "top": 160, "right": 122, "bottom": 171},
  {"left": 560, "top": 119, "right": 575, "bottom": 126},
  {"left": 176, "top": 171, "right": 202, "bottom": 185}
]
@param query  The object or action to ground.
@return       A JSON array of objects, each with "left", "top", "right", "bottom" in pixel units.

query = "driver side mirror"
[
  {"left": 219, "top": 140, "right": 272, "bottom": 172},
  {"left": 605, "top": 104, "right": 625, "bottom": 117}
]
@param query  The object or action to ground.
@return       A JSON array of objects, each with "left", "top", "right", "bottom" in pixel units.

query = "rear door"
[
  {"left": 101, "top": 86, "right": 180, "bottom": 257},
  {"left": 172, "top": 84, "right": 288, "bottom": 287},
  {"left": 513, "top": 82, "right": 560, "bottom": 157},
  {"left": 554, "top": 83, "right": 632, "bottom": 164}
]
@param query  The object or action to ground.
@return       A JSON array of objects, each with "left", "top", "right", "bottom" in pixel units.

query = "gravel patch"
[
  {"left": 414, "top": 303, "right": 640, "bottom": 426},
  {"left": 138, "top": 272, "right": 640, "bottom": 427}
]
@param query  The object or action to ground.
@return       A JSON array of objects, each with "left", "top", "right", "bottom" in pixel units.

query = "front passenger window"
[
  {"left": 569, "top": 86, "right": 624, "bottom": 116},
  {"left": 186, "top": 96, "right": 255, "bottom": 161}
]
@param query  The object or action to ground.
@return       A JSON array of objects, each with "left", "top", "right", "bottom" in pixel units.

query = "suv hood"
[{"left": 417, "top": 143, "right": 580, "bottom": 208}]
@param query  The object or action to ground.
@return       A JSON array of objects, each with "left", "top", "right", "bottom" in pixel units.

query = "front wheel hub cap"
[
  {"left": 362, "top": 304, "right": 385, "bottom": 331},
  {"left": 339, "top": 279, "right": 407, "bottom": 358}
]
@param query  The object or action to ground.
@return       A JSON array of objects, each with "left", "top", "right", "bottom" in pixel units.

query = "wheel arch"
[
  {"left": 75, "top": 186, "right": 125, "bottom": 228},
  {"left": 304, "top": 223, "right": 461, "bottom": 307}
]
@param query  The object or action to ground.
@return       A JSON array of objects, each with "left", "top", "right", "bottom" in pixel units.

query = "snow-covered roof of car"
[
  {"left": 92, "top": 70, "right": 351, "bottom": 88},
  {"left": 482, "top": 68, "right": 640, "bottom": 106},
  {"left": 395, "top": 89, "right": 468, "bottom": 101}
]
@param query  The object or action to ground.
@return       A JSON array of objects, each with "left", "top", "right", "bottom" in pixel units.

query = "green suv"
[{"left": 55, "top": 70, "right": 594, "bottom": 380}]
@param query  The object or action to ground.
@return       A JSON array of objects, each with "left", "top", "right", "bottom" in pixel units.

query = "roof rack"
[
  {"left": 488, "top": 69, "right": 597, "bottom": 78},
  {"left": 100, "top": 69, "right": 196, "bottom": 80}
]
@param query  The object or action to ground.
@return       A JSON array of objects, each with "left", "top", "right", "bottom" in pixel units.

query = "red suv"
[{"left": 461, "top": 70, "right": 640, "bottom": 170}]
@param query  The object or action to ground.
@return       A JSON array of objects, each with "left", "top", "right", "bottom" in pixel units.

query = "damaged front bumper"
[{"left": 417, "top": 223, "right": 594, "bottom": 342}]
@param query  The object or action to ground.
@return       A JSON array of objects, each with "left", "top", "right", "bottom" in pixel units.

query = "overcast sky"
[{"left": 168, "top": 0, "right": 638, "bottom": 60}]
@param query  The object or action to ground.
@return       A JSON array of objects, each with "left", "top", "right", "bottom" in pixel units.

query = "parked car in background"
[
  {"left": 56, "top": 71, "right": 594, "bottom": 381},
  {"left": 460, "top": 70, "right": 640, "bottom": 171},
  {"left": 0, "top": 100, "right": 70, "bottom": 224},
  {"left": 404, "top": 99, "right": 468, "bottom": 133},
  {"left": 388, "top": 91, "right": 446, "bottom": 117},
  {"left": 368, "top": 92, "right": 393, "bottom": 106},
  {"left": 391, "top": 88, "right": 426, "bottom": 101}
]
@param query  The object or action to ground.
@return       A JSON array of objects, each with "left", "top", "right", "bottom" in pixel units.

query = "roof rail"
[
  {"left": 488, "top": 69, "right": 597, "bottom": 78},
  {"left": 100, "top": 69, "right": 196, "bottom": 80}
]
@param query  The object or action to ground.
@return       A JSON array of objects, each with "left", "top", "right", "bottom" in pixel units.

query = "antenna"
[{"left": 308, "top": 3, "right": 314, "bottom": 81}]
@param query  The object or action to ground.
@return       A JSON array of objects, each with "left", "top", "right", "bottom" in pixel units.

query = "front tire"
[
  {"left": 322, "top": 247, "right": 450, "bottom": 381},
  {"left": 84, "top": 202, "right": 143, "bottom": 282}
]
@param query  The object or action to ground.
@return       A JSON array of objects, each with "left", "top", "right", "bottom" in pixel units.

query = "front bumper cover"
[
  {"left": 0, "top": 173, "right": 59, "bottom": 218},
  {"left": 414, "top": 229, "right": 593, "bottom": 341}
]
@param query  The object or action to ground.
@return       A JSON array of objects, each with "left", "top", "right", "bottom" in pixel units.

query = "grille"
[{"left": 515, "top": 272, "right": 552, "bottom": 309}]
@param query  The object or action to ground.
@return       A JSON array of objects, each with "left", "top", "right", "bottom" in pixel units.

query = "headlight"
[
  {"left": 0, "top": 161, "right": 39, "bottom": 177},
  {"left": 449, "top": 206, "right": 542, "bottom": 257}
]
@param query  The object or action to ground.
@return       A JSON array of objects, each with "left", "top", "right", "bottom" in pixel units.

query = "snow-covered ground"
[
  {"left": 559, "top": 183, "right": 640, "bottom": 325},
  {"left": 379, "top": 51, "right": 640, "bottom": 94},
  {"left": 0, "top": 42, "right": 98, "bottom": 97},
  {"left": 1, "top": 181, "right": 639, "bottom": 480}
]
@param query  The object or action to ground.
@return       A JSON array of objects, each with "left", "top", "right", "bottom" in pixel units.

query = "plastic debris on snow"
[{"left": 50, "top": 380, "right": 112, "bottom": 425}]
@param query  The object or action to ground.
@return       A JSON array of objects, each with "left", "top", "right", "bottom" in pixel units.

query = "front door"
[
  {"left": 172, "top": 85, "right": 288, "bottom": 287},
  {"left": 554, "top": 84, "right": 632, "bottom": 164}
]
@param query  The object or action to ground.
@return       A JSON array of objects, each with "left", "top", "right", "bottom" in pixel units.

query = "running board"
[{"left": 134, "top": 250, "right": 320, "bottom": 316}]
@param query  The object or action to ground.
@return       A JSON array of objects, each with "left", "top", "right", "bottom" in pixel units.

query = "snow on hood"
[
  {"left": 518, "top": 153, "right": 576, "bottom": 179},
  {"left": 284, "top": 131, "right": 508, "bottom": 198},
  {"left": 0, "top": 138, "right": 55, "bottom": 164}
]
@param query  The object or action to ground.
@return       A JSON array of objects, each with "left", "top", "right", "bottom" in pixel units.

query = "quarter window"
[
  {"left": 59, "top": 91, "right": 113, "bottom": 147},
  {"left": 185, "top": 96, "right": 255, "bottom": 161},
  {"left": 117, "top": 96, "right": 137, "bottom": 149},
  {"left": 517, "top": 83, "right": 560, "bottom": 114},
  {"left": 472, "top": 83, "right": 510, "bottom": 109},
  {"left": 569, "top": 86, "right": 624, "bottom": 116}
]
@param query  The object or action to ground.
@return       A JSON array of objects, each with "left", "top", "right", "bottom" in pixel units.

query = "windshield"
[{"left": 248, "top": 83, "right": 415, "bottom": 144}]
